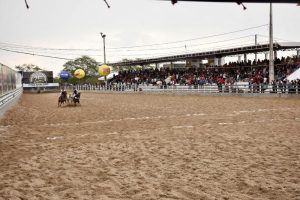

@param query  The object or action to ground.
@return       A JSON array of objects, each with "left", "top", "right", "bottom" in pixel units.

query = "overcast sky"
[{"left": 0, "top": 0, "right": 299, "bottom": 76}]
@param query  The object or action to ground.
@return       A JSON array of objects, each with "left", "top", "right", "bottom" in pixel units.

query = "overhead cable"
[
  {"left": 107, "top": 24, "right": 268, "bottom": 49},
  {"left": 0, "top": 47, "right": 73, "bottom": 60}
]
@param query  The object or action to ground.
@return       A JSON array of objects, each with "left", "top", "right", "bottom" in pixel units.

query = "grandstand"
[
  {"left": 86, "top": 44, "right": 300, "bottom": 95},
  {"left": 77, "top": 58, "right": 300, "bottom": 95}
]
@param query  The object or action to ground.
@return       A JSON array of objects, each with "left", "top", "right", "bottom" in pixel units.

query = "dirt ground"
[{"left": 0, "top": 92, "right": 299, "bottom": 200}]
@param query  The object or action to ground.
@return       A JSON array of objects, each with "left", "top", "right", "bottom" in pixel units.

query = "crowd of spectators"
[{"left": 110, "top": 56, "right": 300, "bottom": 90}]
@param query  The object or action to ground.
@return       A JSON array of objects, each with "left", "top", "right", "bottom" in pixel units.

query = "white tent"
[
  {"left": 287, "top": 68, "right": 300, "bottom": 81},
  {"left": 98, "top": 72, "right": 118, "bottom": 81}
]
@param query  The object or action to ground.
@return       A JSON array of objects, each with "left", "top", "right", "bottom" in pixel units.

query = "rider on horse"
[
  {"left": 58, "top": 88, "right": 68, "bottom": 106},
  {"left": 71, "top": 88, "right": 80, "bottom": 104},
  {"left": 72, "top": 88, "right": 78, "bottom": 98},
  {"left": 61, "top": 88, "right": 67, "bottom": 98}
]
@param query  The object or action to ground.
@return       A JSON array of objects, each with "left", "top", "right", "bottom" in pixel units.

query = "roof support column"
[
  {"left": 214, "top": 57, "right": 218, "bottom": 66},
  {"left": 218, "top": 58, "right": 221, "bottom": 66},
  {"left": 244, "top": 53, "right": 247, "bottom": 63},
  {"left": 255, "top": 34, "right": 258, "bottom": 62},
  {"left": 238, "top": 55, "right": 242, "bottom": 63}
]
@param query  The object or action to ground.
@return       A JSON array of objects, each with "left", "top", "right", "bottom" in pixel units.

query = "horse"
[
  {"left": 58, "top": 91, "right": 68, "bottom": 107},
  {"left": 69, "top": 92, "right": 81, "bottom": 106}
]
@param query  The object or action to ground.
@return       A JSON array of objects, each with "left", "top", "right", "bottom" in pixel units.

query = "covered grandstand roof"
[
  {"left": 109, "top": 42, "right": 300, "bottom": 67},
  {"left": 277, "top": 42, "right": 300, "bottom": 48}
]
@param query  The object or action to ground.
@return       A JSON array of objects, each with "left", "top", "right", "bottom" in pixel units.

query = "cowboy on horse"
[{"left": 58, "top": 88, "right": 68, "bottom": 107}]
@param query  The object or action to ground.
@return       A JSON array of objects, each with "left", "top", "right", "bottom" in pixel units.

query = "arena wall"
[{"left": 0, "top": 63, "right": 23, "bottom": 117}]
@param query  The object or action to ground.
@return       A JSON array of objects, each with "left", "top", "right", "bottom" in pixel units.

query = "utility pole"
[
  {"left": 269, "top": 3, "right": 275, "bottom": 83},
  {"left": 100, "top": 32, "right": 106, "bottom": 64},
  {"left": 100, "top": 32, "right": 107, "bottom": 88}
]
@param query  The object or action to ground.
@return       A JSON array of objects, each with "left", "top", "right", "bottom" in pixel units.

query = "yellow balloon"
[
  {"left": 74, "top": 69, "right": 85, "bottom": 79},
  {"left": 98, "top": 65, "right": 111, "bottom": 76}
]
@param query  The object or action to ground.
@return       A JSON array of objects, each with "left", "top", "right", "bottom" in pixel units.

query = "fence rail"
[
  {"left": 65, "top": 83, "right": 300, "bottom": 95},
  {"left": 0, "top": 88, "right": 23, "bottom": 109}
]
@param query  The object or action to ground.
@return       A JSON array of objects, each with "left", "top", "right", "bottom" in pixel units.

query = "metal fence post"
[{"left": 259, "top": 84, "right": 262, "bottom": 93}]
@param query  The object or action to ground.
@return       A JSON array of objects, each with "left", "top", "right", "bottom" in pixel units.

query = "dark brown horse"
[{"left": 58, "top": 91, "right": 68, "bottom": 107}]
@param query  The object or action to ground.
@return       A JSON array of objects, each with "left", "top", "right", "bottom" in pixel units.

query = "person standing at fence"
[
  {"left": 271, "top": 80, "right": 277, "bottom": 93},
  {"left": 217, "top": 76, "right": 224, "bottom": 92}
]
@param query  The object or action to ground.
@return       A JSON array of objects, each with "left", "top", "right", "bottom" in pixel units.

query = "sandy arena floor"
[{"left": 0, "top": 92, "right": 299, "bottom": 200}]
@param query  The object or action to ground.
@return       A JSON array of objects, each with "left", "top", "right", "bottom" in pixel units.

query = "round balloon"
[
  {"left": 74, "top": 69, "right": 85, "bottom": 79},
  {"left": 98, "top": 65, "right": 111, "bottom": 76},
  {"left": 60, "top": 71, "right": 71, "bottom": 80}
]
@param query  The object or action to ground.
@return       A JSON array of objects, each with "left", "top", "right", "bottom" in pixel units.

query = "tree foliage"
[
  {"left": 62, "top": 56, "right": 99, "bottom": 84},
  {"left": 63, "top": 56, "right": 98, "bottom": 76},
  {"left": 15, "top": 64, "right": 43, "bottom": 72}
]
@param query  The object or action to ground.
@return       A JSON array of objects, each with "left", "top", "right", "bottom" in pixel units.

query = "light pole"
[
  {"left": 100, "top": 32, "right": 107, "bottom": 88},
  {"left": 100, "top": 32, "right": 106, "bottom": 64},
  {"left": 269, "top": 3, "right": 275, "bottom": 84}
]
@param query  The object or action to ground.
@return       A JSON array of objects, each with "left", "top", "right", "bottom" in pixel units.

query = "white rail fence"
[{"left": 66, "top": 83, "right": 300, "bottom": 95}]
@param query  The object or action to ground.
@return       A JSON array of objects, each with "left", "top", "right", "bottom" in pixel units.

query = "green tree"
[
  {"left": 15, "top": 64, "right": 43, "bottom": 72},
  {"left": 53, "top": 77, "right": 62, "bottom": 84},
  {"left": 62, "top": 56, "right": 99, "bottom": 84}
]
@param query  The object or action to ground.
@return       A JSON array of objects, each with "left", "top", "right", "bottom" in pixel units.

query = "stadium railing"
[{"left": 72, "top": 83, "right": 300, "bottom": 95}]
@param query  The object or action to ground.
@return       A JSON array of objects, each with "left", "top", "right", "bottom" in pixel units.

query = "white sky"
[{"left": 0, "top": 0, "right": 299, "bottom": 76}]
